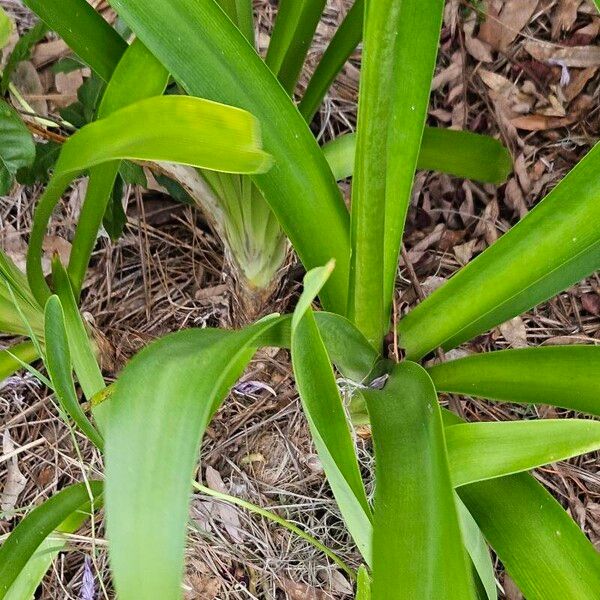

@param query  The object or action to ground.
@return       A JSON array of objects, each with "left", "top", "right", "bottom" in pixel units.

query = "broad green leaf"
[
  {"left": 355, "top": 565, "right": 371, "bottom": 600},
  {"left": 456, "top": 496, "right": 497, "bottom": 600},
  {"left": 22, "top": 0, "right": 126, "bottom": 82},
  {"left": 16, "top": 140, "right": 60, "bottom": 186},
  {"left": 43, "top": 295, "right": 103, "bottom": 449},
  {"left": 299, "top": 0, "right": 363, "bottom": 122},
  {"left": 27, "top": 94, "right": 271, "bottom": 304},
  {"left": 323, "top": 128, "right": 512, "bottom": 184},
  {"left": 0, "top": 480, "right": 102, "bottom": 599},
  {"left": 266, "top": 0, "right": 326, "bottom": 94},
  {"left": 291, "top": 265, "right": 373, "bottom": 563},
  {"left": 447, "top": 419, "right": 600, "bottom": 487},
  {"left": 107, "top": 0, "right": 351, "bottom": 314},
  {"left": 0, "top": 6, "right": 13, "bottom": 50},
  {"left": 0, "top": 341, "right": 38, "bottom": 381},
  {"left": 363, "top": 362, "right": 475, "bottom": 598},
  {"left": 459, "top": 473, "right": 600, "bottom": 600},
  {"left": 68, "top": 39, "right": 170, "bottom": 298},
  {"left": 400, "top": 142, "right": 600, "bottom": 360},
  {"left": 348, "top": 0, "right": 444, "bottom": 348},
  {"left": 1, "top": 22, "right": 47, "bottom": 94},
  {"left": 105, "top": 318, "right": 286, "bottom": 599},
  {"left": 428, "top": 346, "right": 600, "bottom": 416},
  {"left": 0, "top": 99, "right": 35, "bottom": 195}
]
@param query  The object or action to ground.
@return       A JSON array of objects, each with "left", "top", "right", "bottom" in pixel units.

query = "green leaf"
[
  {"left": 43, "top": 295, "right": 104, "bottom": 449},
  {"left": 299, "top": 0, "right": 363, "bottom": 122},
  {"left": 1, "top": 21, "right": 47, "bottom": 94},
  {"left": 323, "top": 128, "right": 512, "bottom": 184},
  {"left": 291, "top": 265, "right": 373, "bottom": 563},
  {"left": 105, "top": 318, "right": 285, "bottom": 599},
  {"left": 348, "top": 0, "right": 444, "bottom": 348},
  {"left": 0, "top": 6, "right": 13, "bottom": 50},
  {"left": 0, "top": 480, "right": 102, "bottom": 599},
  {"left": 0, "top": 341, "right": 38, "bottom": 382},
  {"left": 459, "top": 473, "right": 600, "bottom": 600},
  {"left": 355, "top": 565, "right": 371, "bottom": 600},
  {"left": 16, "top": 140, "right": 60, "bottom": 186},
  {"left": 428, "top": 346, "right": 600, "bottom": 416},
  {"left": 216, "top": 0, "right": 254, "bottom": 45},
  {"left": 107, "top": 0, "right": 351, "bottom": 315},
  {"left": 363, "top": 362, "right": 475, "bottom": 598},
  {"left": 102, "top": 173, "right": 127, "bottom": 241},
  {"left": 0, "top": 99, "right": 35, "bottom": 195},
  {"left": 265, "top": 0, "right": 326, "bottom": 94},
  {"left": 27, "top": 94, "right": 271, "bottom": 304},
  {"left": 22, "top": 0, "right": 126, "bottom": 81},
  {"left": 67, "top": 39, "right": 169, "bottom": 298},
  {"left": 59, "top": 74, "right": 106, "bottom": 128},
  {"left": 400, "top": 142, "right": 600, "bottom": 360},
  {"left": 447, "top": 419, "right": 600, "bottom": 487},
  {"left": 119, "top": 160, "right": 147, "bottom": 187}
]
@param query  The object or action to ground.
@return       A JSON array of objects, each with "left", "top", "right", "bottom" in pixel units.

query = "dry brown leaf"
[
  {"left": 1, "top": 431, "right": 27, "bottom": 513},
  {"left": 205, "top": 466, "right": 243, "bottom": 543},
  {"left": 278, "top": 578, "right": 326, "bottom": 600},
  {"left": 524, "top": 40, "right": 600, "bottom": 67},
  {"left": 504, "top": 178, "right": 529, "bottom": 218},
  {"left": 464, "top": 14, "right": 494, "bottom": 62},
  {"left": 42, "top": 235, "right": 72, "bottom": 266},
  {"left": 32, "top": 39, "right": 69, "bottom": 68},
  {"left": 552, "top": 0, "right": 583, "bottom": 39},
  {"left": 564, "top": 66, "right": 598, "bottom": 102},
  {"left": 581, "top": 293, "right": 600, "bottom": 316},
  {"left": 479, "top": 0, "right": 539, "bottom": 51},
  {"left": 503, "top": 573, "right": 524, "bottom": 600},
  {"left": 499, "top": 316, "right": 528, "bottom": 348},
  {"left": 431, "top": 60, "right": 461, "bottom": 91},
  {"left": 453, "top": 239, "right": 477, "bottom": 265},
  {"left": 11, "top": 60, "right": 47, "bottom": 116},
  {"left": 54, "top": 70, "right": 84, "bottom": 107},
  {"left": 1, "top": 223, "right": 28, "bottom": 272}
]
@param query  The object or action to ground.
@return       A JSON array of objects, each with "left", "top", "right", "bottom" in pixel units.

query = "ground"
[{"left": 0, "top": 0, "right": 599, "bottom": 598}]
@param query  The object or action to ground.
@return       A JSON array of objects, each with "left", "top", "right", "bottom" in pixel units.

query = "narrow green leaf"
[
  {"left": 355, "top": 565, "right": 371, "bottom": 600},
  {"left": 216, "top": 0, "right": 254, "bottom": 45},
  {"left": 459, "top": 473, "right": 600, "bottom": 600},
  {"left": 1, "top": 21, "right": 47, "bottom": 94},
  {"left": 43, "top": 295, "right": 103, "bottom": 449},
  {"left": 400, "top": 142, "right": 600, "bottom": 360},
  {"left": 299, "top": 0, "right": 363, "bottom": 122},
  {"left": 428, "top": 346, "right": 600, "bottom": 417},
  {"left": 107, "top": 0, "right": 351, "bottom": 314},
  {"left": 27, "top": 94, "right": 271, "bottom": 304},
  {"left": 0, "top": 6, "right": 13, "bottom": 50},
  {"left": 266, "top": 0, "right": 326, "bottom": 94},
  {"left": 348, "top": 0, "right": 444, "bottom": 348},
  {"left": 0, "top": 481, "right": 102, "bottom": 599},
  {"left": 106, "top": 318, "right": 286, "bottom": 600},
  {"left": 68, "top": 39, "right": 169, "bottom": 298},
  {"left": 16, "top": 140, "right": 60, "bottom": 186},
  {"left": 0, "top": 99, "right": 35, "bottom": 195},
  {"left": 291, "top": 266, "right": 373, "bottom": 563},
  {"left": 447, "top": 419, "right": 600, "bottom": 487},
  {"left": 22, "top": 0, "right": 126, "bottom": 81},
  {"left": 323, "top": 128, "right": 512, "bottom": 184},
  {"left": 0, "top": 341, "right": 38, "bottom": 381},
  {"left": 363, "top": 362, "right": 475, "bottom": 598}
]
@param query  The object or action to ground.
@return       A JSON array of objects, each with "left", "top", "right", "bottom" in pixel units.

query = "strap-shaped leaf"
[
  {"left": 43, "top": 295, "right": 103, "bottom": 449},
  {"left": 68, "top": 40, "right": 170, "bottom": 298},
  {"left": 0, "top": 341, "right": 38, "bottom": 381},
  {"left": 266, "top": 0, "right": 326, "bottom": 94},
  {"left": 323, "top": 128, "right": 511, "bottom": 184},
  {"left": 355, "top": 565, "right": 371, "bottom": 600},
  {"left": 447, "top": 419, "right": 600, "bottom": 487},
  {"left": 107, "top": 0, "right": 351, "bottom": 314},
  {"left": 0, "top": 481, "right": 102, "bottom": 599},
  {"left": 105, "top": 317, "right": 286, "bottom": 599},
  {"left": 363, "top": 362, "right": 475, "bottom": 598},
  {"left": 23, "top": 0, "right": 126, "bottom": 82},
  {"left": 291, "top": 264, "right": 373, "bottom": 562},
  {"left": 299, "top": 0, "right": 363, "bottom": 123},
  {"left": 348, "top": 0, "right": 444, "bottom": 348},
  {"left": 217, "top": 0, "right": 254, "bottom": 45},
  {"left": 428, "top": 346, "right": 600, "bottom": 416},
  {"left": 26, "top": 94, "right": 271, "bottom": 304},
  {"left": 400, "top": 142, "right": 600, "bottom": 359},
  {"left": 459, "top": 473, "right": 600, "bottom": 600}
]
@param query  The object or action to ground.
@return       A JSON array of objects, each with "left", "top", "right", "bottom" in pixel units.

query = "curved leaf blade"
[
  {"left": 0, "top": 481, "right": 102, "bottom": 599},
  {"left": 428, "top": 346, "right": 600, "bottom": 416},
  {"left": 107, "top": 0, "right": 351, "bottom": 314},
  {"left": 363, "top": 362, "right": 475, "bottom": 598},
  {"left": 459, "top": 473, "right": 600, "bottom": 600},
  {"left": 400, "top": 142, "right": 600, "bottom": 359},
  {"left": 447, "top": 419, "right": 600, "bottom": 487},
  {"left": 0, "top": 341, "right": 38, "bottom": 382},
  {"left": 323, "top": 128, "right": 512, "bottom": 184}
]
